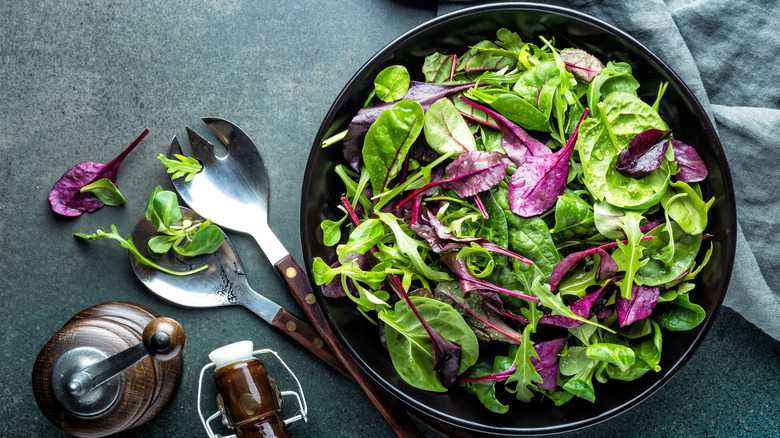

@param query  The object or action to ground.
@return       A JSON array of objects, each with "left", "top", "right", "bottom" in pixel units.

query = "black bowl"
[{"left": 300, "top": 3, "right": 736, "bottom": 435}]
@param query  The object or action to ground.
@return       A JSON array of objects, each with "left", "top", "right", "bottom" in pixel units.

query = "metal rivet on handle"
[
  {"left": 285, "top": 267, "right": 297, "bottom": 278},
  {"left": 312, "top": 338, "right": 324, "bottom": 349},
  {"left": 305, "top": 293, "right": 316, "bottom": 305},
  {"left": 285, "top": 321, "right": 297, "bottom": 332}
]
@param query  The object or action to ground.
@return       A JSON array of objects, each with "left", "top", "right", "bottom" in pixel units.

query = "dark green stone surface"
[{"left": 1, "top": 1, "right": 777, "bottom": 437}]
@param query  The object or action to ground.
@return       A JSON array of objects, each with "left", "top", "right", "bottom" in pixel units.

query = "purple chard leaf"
[
  {"left": 595, "top": 248, "right": 619, "bottom": 282},
  {"left": 560, "top": 48, "right": 603, "bottom": 83},
  {"left": 397, "top": 150, "right": 511, "bottom": 208},
  {"left": 615, "top": 129, "right": 671, "bottom": 179},
  {"left": 441, "top": 252, "right": 539, "bottom": 303},
  {"left": 444, "top": 150, "right": 512, "bottom": 198},
  {"left": 539, "top": 279, "right": 617, "bottom": 328},
  {"left": 508, "top": 110, "right": 589, "bottom": 217},
  {"left": 616, "top": 284, "right": 660, "bottom": 327},
  {"left": 459, "top": 96, "right": 551, "bottom": 165},
  {"left": 549, "top": 237, "right": 652, "bottom": 292},
  {"left": 49, "top": 129, "right": 149, "bottom": 217},
  {"left": 531, "top": 337, "right": 568, "bottom": 390},
  {"left": 435, "top": 281, "right": 524, "bottom": 344},
  {"left": 671, "top": 139, "right": 708, "bottom": 182}
]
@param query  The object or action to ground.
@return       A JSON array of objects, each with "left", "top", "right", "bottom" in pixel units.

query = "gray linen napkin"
[{"left": 438, "top": 0, "right": 780, "bottom": 340}]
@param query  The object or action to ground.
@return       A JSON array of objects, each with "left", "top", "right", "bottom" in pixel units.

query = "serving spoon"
[{"left": 129, "top": 207, "right": 347, "bottom": 377}]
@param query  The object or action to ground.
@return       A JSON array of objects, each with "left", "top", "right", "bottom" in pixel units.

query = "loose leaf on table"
[
  {"left": 374, "top": 65, "right": 411, "bottom": 103},
  {"left": 49, "top": 129, "right": 148, "bottom": 217},
  {"left": 508, "top": 110, "right": 588, "bottom": 217},
  {"left": 423, "top": 97, "right": 476, "bottom": 155},
  {"left": 362, "top": 100, "right": 425, "bottom": 196},
  {"left": 79, "top": 178, "right": 126, "bottom": 206}
]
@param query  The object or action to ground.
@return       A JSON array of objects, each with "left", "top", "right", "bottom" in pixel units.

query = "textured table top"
[{"left": 1, "top": 1, "right": 777, "bottom": 437}]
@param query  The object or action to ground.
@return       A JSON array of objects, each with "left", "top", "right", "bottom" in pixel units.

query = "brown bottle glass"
[{"left": 213, "top": 356, "right": 290, "bottom": 438}]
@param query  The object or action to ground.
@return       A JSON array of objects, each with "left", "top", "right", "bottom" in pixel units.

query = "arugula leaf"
[
  {"left": 75, "top": 225, "right": 207, "bottom": 276},
  {"left": 505, "top": 325, "right": 542, "bottom": 402},
  {"left": 157, "top": 153, "right": 202, "bottom": 182},
  {"left": 376, "top": 212, "right": 451, "bottom": 283},
  {"left": 614, "top": 211, "right": 648, "bottom": 299}
]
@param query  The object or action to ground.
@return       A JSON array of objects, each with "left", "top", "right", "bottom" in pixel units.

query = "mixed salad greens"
[{"left": 312, "top": 28, "right": 712, "bottom": 410}]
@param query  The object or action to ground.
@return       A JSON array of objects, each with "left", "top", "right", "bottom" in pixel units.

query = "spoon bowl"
[{"left": 129, "top": 207, "right": 346, "bottom": 374}]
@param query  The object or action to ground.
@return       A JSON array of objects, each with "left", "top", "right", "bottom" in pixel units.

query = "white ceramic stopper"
[{"left": 209, "top": 340, "right": 254, "bottom": 370}]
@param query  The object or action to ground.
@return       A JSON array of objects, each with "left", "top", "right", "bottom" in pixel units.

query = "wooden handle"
[
  {"left": 271, "top": 308, "right": 352, "bottom": 380},
  {"left": 275, "top": 255, "right": 423, "bottom": 438},
  {"left": 142, "top": 317, "right": 186, "bottom": 361}
]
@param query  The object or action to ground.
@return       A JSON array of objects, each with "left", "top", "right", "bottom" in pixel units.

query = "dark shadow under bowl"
[{"left": 300, "top": 3, "right": 736, "bottom": 435}]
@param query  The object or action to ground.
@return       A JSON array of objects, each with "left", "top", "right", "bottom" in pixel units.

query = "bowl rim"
[{"left": 301, "top": 2, "right": 737, "bottom": 435}]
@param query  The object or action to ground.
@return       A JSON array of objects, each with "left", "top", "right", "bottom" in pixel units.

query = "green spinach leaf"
[
  {"left": 363, "top": 100, "right": 424, "bottom": 196},
  {"left": 424, "top": 97, "right": 476, "bottom": 155},
  {"left": 381, "top": 296, "right": 479, "bottom": 392},
  {"left": 374, "top": 65, "right": 411, "bottom": 103}
]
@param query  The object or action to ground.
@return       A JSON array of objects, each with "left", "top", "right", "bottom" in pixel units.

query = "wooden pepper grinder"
[{"left": 31, "top": 301, "right": 185, "bottom": 437}]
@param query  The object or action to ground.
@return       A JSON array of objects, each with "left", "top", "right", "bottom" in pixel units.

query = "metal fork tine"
[
  {"left": 202, "top": 117, "right": 254, "bottom": 152},
  {"left": 186, "top": 126, "right": 216, "bottom": 162},
  {"left": 167, "top": 136, "right": 184, "bottom": 160}
]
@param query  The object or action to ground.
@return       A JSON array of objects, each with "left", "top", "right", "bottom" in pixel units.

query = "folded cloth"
[{"left": 438, "top": 0, "right": 780, "bottom": 340}]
